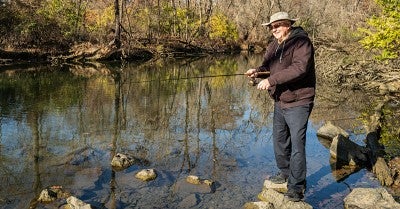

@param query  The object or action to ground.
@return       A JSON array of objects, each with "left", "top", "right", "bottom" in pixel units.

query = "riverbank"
[{"left": 0, "top": 39, "right": 239, "bottom": 65}]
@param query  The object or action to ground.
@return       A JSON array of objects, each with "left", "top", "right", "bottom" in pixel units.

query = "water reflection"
[{"left": 0, "top": 55, "right": 381, "bottom": 209}]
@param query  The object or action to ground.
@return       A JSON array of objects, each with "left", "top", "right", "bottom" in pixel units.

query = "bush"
[
  {"left": 357, "top": 0, "right": 400, "bottom": 60},
  {"left": 208, "top": 13, "right": 239, "bottom": 43}
]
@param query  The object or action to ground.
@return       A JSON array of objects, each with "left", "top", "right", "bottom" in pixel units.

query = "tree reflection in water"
[{"left": 0, "top": 55, "right": 383, "bottom": 209}]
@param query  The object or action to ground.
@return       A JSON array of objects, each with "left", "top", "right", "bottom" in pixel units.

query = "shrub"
[{"left": 357, "top": 0, "right": 400, "bottom": 60}]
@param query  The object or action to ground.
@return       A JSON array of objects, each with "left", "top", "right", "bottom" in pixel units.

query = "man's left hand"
[{"left": 257, "top": 79, "right": 270, "bottom": 90}]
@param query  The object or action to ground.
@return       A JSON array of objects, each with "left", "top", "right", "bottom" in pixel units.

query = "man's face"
[{"left": 269, "top": 21, "right": 291, "bottom": 40}]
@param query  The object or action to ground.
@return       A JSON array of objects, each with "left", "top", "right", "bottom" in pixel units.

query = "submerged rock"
[
  {"left": 329, "top": 157, "right": 361, "bottom": 182},
  {"left": 178, "top": 194, "right": 200, "bottom": 208},
  {"left": 203, "top": 179, "right": 214, "bottom": 186},
  {"left": 186, "top": 175, "right": 215, "bottom": 187},
  {"left": 175, "top": 176, "right": 216, "bottom": 196}
]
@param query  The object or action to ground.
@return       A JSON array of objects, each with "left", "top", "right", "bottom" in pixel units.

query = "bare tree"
[{"left": 112, "top": 0, "right": 121, "bottom": 48}]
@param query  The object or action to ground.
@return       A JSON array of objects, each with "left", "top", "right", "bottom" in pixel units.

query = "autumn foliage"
[{"left": 0, "top": 0, "right": 398, "bottom": 61}]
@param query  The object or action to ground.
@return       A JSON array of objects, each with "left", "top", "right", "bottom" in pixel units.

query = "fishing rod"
[{"left": 127, "top": 71, "right": 270, "bottom": 84}]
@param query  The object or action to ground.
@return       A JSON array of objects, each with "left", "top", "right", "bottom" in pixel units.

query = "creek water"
[{"left": 0, "top": 54, "right": 382, "bottom": 209}]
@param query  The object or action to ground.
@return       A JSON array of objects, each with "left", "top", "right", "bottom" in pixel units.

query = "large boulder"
[
  {"left": 317, "top": 121, "right": 349, "bottom": 140},
  {"left": 344, "top": 188, "right": 400, "bottom": 209}
]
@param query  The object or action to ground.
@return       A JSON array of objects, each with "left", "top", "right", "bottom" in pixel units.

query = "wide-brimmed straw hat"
[{"left": 261, "top": 12, "right": 299, "bottom": 26}]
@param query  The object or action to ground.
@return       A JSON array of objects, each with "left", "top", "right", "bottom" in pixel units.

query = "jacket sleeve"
[
  {"left": 267, "top": 38, "right": 313, "bottom": 86},
  {"left": 257, "top": 41, "right": 276, "bottom": 72}
]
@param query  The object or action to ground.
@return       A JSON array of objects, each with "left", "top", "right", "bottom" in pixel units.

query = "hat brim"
[{"left": 261, "top": 18, "right": 299, "bottom": 26}]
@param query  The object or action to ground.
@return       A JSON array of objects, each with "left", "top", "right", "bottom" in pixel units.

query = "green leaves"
[
  {"left": 37, "top": 0, "right": 87, "bottom": 37},
  {"left": 357, "top": 0, "right": 400, "bottom": 60}
]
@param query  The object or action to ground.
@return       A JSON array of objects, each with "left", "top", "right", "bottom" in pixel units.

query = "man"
[{"left": 245, "top": 11, "right": 315, "bottom": 202}]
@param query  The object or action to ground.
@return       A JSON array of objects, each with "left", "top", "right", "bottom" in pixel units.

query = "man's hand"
[
  {"left": 244, "top": 69, "right": 258, "bottom": 77},
  {"left": 257, "top": 79, "right": 270, "bottom": 90}
]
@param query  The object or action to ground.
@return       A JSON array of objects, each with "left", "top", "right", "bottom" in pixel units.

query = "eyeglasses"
[{"left": 268, "top": 22, "right": 287, "bottom": 30}]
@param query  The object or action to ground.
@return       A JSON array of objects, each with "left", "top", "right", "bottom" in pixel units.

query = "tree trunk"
[{"left": 113, "top": 0, "right": 121, "bottom": 48}]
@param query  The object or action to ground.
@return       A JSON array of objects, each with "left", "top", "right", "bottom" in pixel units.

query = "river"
[{"left": 0, "top": 54, "right": 382, "bottom": 209}]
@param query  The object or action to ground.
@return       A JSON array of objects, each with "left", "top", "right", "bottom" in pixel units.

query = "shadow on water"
[{"left": 0, "top": 54, "right": 383, "bottom": 209}]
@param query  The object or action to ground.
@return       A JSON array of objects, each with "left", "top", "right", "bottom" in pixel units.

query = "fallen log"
[{"left": 55, "top": 43, "right": 154, "bottom": 63}]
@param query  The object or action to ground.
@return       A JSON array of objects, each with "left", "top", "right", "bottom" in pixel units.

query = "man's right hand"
[{"left": 245, "top": 69, "right": 257, "bottom": 77}]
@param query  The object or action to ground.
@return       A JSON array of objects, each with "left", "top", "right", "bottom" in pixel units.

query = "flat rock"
[
  {"left": 344, "top": 188, "right": 400, "bottom": 209},
  {"left": 177, "top": 194, "right": 200, "bottom": 208},
  {"left": 243, "top": 201, "right": 274, "bottom": 209},
  {"left": 317, "top": 121, "right": 349, "bottom": 140},
  {"left": 263, "top": 180, "right": 287, "bottom": 193},
  {"left": 174, "top": 178, "right": 214, "bottom": 196},
  {"left": 258, "top": 188, "right": 313, "bottom": 209}
]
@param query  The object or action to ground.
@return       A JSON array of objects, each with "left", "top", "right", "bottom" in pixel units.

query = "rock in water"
[
  {"left": 111, "top": 153, "right": 135, "bottom": 170},
  {"left": 135, "top": 169, "right": 157, "bottom": 181}
]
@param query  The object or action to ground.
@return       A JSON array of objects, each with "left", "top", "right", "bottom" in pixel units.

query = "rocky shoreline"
[
  {"left": 244, "top": 106, "right": 400, "bottom": 208},
  {"left": 244, "top": 179, "right": 400, "bottom": 209}
]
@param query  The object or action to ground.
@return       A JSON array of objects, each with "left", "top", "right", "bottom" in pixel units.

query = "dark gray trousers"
[{"left": 273, "top": 102, "right": 313, "bottom": 192}]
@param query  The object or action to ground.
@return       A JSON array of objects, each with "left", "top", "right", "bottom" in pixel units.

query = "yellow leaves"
[
  {"left": 208, "top": 13, "right": 238, "bottom": 42},
  {"left": 85, "top": 6, "right": 114, "bottom": 32},
  {"left": 357, "top": 0, "right": 400, "bottom": 60},
  {"left": 37, "top": 0, "right": 88, "bottom": 37}
]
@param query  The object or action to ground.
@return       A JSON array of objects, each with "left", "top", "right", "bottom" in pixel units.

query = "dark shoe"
[
  {"left": 269, "top": 173, "right": 288, "bottom": 184},
  {"left": 284, "top": 190, "right": 304, "bottom": 202}
]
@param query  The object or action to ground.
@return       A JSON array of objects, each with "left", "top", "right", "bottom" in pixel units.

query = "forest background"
[
  {"left": 0, "top": 0, "right": 398, "bottom": 59},
  {"left": 0, "top": 0, "right": 399, "bottom": 157}
]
